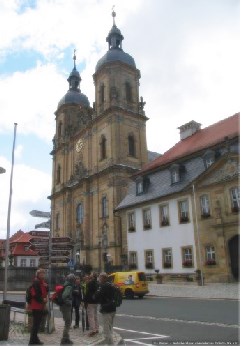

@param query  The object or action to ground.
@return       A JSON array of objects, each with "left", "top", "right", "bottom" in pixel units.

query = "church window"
[
  {"left": 76, "top": 203, "right": 84, "bottom": 224},
  {"left": 100, "top": 84, "right": 105, "bottom": 104},
  {"left": 102, "top": 196, "right": 108, "bottom": 218},
  {"left": 128, "top": 134, "right": 136, "bottom": 157},
  {"left": 55, "top": 213, "right": 60, "bottom": 230},
  {"left": 100, "top": 135, "right": 107, "bottom": 160},
  {"left": 125, "top": 82, "right": 132, "bottom": 102},
  {"left": 56, "top": 165, "right": 61, "bottom": 184}
]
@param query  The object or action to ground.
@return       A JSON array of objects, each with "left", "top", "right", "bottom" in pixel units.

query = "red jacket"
[{"left": 30, "top": 278, "right": 48, "bottom": 310}]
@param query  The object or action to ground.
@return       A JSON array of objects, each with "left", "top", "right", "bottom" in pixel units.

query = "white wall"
[
  {"left": 127, "top": 195, "right": 197, "bottom": 274},
  {"left": 16, "top": 256, "right": 40, "bottom": 267}
]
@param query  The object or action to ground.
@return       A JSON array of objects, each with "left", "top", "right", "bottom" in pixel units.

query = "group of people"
[{"left": 27, "top": 269, "right": 117, "bottom": 346}]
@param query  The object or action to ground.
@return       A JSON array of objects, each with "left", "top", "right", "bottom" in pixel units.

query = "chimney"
[{"left": 178, "top": 120, "right": 201, "bottom": 140}]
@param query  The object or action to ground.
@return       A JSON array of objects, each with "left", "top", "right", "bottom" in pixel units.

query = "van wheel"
[{"left": 125, "top": 289, "right": 134, "bottom": 299}]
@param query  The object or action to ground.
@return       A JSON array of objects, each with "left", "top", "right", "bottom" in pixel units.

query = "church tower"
[{"left": 50, "top": 11, "right": 148, "bottom": 270}]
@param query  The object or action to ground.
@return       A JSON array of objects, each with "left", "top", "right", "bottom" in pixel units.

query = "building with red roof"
[{"left": 116, "top": 113, "right": 239, "bottom": 283}]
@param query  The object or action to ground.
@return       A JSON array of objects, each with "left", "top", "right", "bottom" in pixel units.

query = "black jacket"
[
  {"left": 84, "top": 279, "right": 98, "bottom": 304},
  {"left": 95, "top": 282, "right": 116, "bottom": 314},
  {"left": 72, "top": 284, "right": 83, "bottom": 308}
]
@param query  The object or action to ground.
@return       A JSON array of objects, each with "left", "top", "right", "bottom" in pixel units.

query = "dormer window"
[
  {"left": 203, "top": 150, "right": 215, "bottom": 169},
  {"left": 170, "top": 164, "right": 180, "bottom": 184},
  {"left": 136, "top": 181, "right": 143, "bottom": 195},
  {"left": 136, "top": 176, "right": 150, "bottom": 196}
]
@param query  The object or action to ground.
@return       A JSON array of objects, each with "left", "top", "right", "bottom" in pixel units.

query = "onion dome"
[
  {"left": 58, "top": 50, "right": 90, "bottom": 109},
  {"left": 95, "top": 10, "right": 136, "bottom": 72}
]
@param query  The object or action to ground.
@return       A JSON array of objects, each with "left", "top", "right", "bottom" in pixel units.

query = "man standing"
[
  {"left": 84, "top": 272, "right": 99, "bottom": 336},
  {"left": 28, "top": 269, "right": 48, "bottom": 346},
  {"left": 95, "top": 272, "right": 116, "bottom": 345},
  {"left": 60, "top": 273, "right": 75, "bottom": 345},
  {"left": 72, "top": 276, "right": 83, "bottom": 329}
]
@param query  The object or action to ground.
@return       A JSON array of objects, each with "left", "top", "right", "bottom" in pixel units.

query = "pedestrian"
[
  {"left": 28, "top": 268, "right": 48, "bottom": 346},
  {"left": 95, "top": 272, "right": 116, "bottom": 345},
  {"left": 84, "top": 272, "right": 99, "bottom": 336},
  {"left": 60, "top": 273, "right": 76, "bottom": 345},
  {"left": 72, "top": 276, "right": 83, "bottom": 329},
  {"left": 81, "top": 275, "right": 90, "bottom": 331}
]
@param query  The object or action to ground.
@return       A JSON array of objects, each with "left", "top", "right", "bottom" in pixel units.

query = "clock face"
[{"left": 76, "top": 139, "right": 84, "bottom": 152}]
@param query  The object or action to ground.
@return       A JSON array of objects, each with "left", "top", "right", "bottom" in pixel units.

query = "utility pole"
[{"left": 3, "top": 123, "right": 17, "bottom": 301}]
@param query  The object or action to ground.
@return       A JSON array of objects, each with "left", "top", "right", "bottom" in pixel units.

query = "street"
[{"left": 0, "top": 292, "right": 239, "bottom": 346}]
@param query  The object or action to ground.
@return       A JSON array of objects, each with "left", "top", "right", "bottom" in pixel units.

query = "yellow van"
[{"left": 108, "top": 271, "right": 149, "bottom": 299}]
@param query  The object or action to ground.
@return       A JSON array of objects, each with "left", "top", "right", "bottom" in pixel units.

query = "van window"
[{"left": 138, "top": 272, "right": 146, "bottom": 281}]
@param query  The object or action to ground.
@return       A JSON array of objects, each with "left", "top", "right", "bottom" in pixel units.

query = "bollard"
[{"left": 0, "top": 304, "right": 10, "bottom": 340}]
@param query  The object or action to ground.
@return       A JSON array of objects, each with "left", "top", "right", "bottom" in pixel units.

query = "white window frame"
[
  {"left": 143, "top": 208, "right": 152, "bottom": 229},
  {"left": 230, "top": 187, "right": 240, "bottom": 211},
  {"left": 20, "top": 258, "right": 26, "bottom": 267},
  {"left": 128, "top": 212, "right": 136, "bottom": 232},
  {"left": 30, "top": 259, "right": 36, "bottom": 267},
  {"left": 160, "top": 204, "right": 169, "bottom": 226},
  {"left": 200, "top": 194, "right": 210, "bottom": 217},
  {"left": 162, "top": 248, "right": 172, "bottom": 268},
  {"left": 179, "top": 200, "right": 189, "bottom": 223}
]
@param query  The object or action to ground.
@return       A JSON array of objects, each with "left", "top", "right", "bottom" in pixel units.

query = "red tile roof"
[
  {"left": 12, "top": 232, "right": 33, "bottom": 243},
  {"left": 141, "top": 113, "right": 240, "bottom": 174},
  {"left": 11, "top": 244, "right": 39, "bottom": 256}
]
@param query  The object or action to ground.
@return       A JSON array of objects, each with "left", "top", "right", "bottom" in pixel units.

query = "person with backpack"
[
  {"left": 95, "top": 272, "right": 118, "bottom": 345},
  {"left": 59, "top": 273, "right": 76, "bottom": 345},
  {"left": 28, "top": 269, "right": 48, "bottom": 346},
  {"left": 84, "top": 272, "right": 99, "bottom": 337},
  {"left": 71, "top": 276, "right": 83, "bottom": 329}
]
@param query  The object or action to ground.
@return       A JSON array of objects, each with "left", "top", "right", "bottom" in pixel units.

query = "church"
[{"left": 49, "top": 11, "right": 150, "bottom": 270}]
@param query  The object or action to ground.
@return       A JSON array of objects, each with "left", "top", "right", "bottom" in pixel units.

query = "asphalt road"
[{"left": 1, "top": 293, "right": 240, "bottom": 346}]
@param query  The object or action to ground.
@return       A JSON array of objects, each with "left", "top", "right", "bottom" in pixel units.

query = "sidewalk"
[
  {"left": 148, "top": 282, "right": 240, "bottom": 300},
  {"left": 0, "top": 311, "right": 122, "bottom": 346}
]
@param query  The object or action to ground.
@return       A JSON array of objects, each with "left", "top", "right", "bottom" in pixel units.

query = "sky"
[{"left": 0, "top": 0, "right": 240, "bottom": 239}]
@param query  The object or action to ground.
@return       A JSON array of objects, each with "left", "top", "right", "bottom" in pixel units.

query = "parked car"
[{"left": 108, "top": 271, "right": 149, "bottom": 299}]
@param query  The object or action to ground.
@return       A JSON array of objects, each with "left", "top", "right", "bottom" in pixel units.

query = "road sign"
[{"left": 67, "top": 259, "right": 74, "bottom": 267}]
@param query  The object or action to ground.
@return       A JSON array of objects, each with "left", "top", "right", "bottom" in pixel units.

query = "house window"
[
  {"left": 76, "top": 203, "right": 84, "bottom": 224},
  {"left": 143, "top": 208, "right": 152, "bottom": 229},
  {"left": 128, "top": 134, "right": 136, "bottom": 157},
  {"left": 128, "top": 212, "right": 136, "bottom": 232},
  {"left": 145, "top": 250, "right": 154, "bottom": 269},
  {"left": 162, "top": 248, "right": 172, "bottom": 268},
  {"left": 230, "top": 187, "right": 240, "bottom": 212},
  {"left": 129, "top": 251, "right": 137, "bottom": 269},
  {"left": 179, "top": 200, "right": 189, "bottom": 223},
  {"left": 136, "top": 181, "right": 144, "bottom": 195},
  {"left": 56, "top": 213, "right": 60, "bottom": 230},
  {"left": 160, "top": 204, "right": 170, "bottom": 226},
  {"left": 20, "top": 259, "right": 26, "bottom": 267},
  {"left": 100, "top": 135, "right": 107, "bottom": 160},
  {"left": 30, "top": 259, "right": 36, "bottom": 267},
  {"left": 182, "top": 247, "right": 193, "bottom": 267},
  {"left": 102, "top": 196, "right": 108, "bottom": 218},
  {"left": 205, "top": 246, "right": 216, "bottom": 266},
  {"left": 56, "top": 165, "right": 61, "bottom": 184},
  {"left": 205, "top": 158, "right": 214, "bottom": 168},
  {"left": 200, "top": 195, "right": 210, "bottom": 218}
]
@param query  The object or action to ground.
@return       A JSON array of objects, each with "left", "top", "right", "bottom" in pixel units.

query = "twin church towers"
[{"left": 50, "top": 11, "right": 148, "bottom": 269}]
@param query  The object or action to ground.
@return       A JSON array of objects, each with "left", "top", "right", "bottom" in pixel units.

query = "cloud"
[{"left": 0, "top": 155, "right": 51, "bottom": 238}]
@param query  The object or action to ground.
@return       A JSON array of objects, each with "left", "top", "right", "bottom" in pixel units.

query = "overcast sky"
[{"left": 0, "top": 0, "right": 240, "bottom": 239}]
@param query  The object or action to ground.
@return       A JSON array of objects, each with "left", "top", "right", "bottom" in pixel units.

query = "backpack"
[
  {"left": 112, "top": 284, "right": 122, "bottom": 307},
  {"left": 26, "top": 285, "right": 32, "bottom": 304},
  {"left": 51, "top": 285, "right": 65, "bottom": 306}
]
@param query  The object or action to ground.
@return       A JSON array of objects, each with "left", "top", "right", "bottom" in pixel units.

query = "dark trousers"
[
  {"left": 71, "top": 306, "right": 80, "bottom": 326},
  {"left": 29, "top": 310, "right": 43, "bottom": 344}
]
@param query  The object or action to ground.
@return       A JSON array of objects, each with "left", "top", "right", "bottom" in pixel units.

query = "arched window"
[
  {"left": 56, "top": 165, "right": 61, "bottom": 184},
  {"left": 100, "top": 135, "right": 107, "bottom": 160},
  {"left": 128, "top": 134, "right": 136, "bottom": 157},
  {"left": 58, "top": 122, "right": 62, "bottom": 138},
  {"left": 76, "top": 203, "right": 84, "bottom": 224},
  {"left": 102, "top": 196, "right": 108, "bottom": 218},
  {"left": 125, "top": 82, "right": 132, "bottom": 102},
  {"left": 100, "top": 83, "right": 105, "bottom": 104}
]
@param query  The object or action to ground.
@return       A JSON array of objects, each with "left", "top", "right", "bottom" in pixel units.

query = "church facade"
[{"left": 49, "top": 13, "right": 148, "bottom": 270}]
